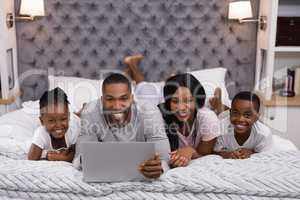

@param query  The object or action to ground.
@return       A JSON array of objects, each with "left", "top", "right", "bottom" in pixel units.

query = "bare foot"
[
  {"left": 124, "top": 54, "right": 145, "bottom": 83},
  {"left": 209, "top": 87, "right": 223, "bottom": 115},
  {"left": 124, "top": 54, "right": 144, "bottom": 66}
]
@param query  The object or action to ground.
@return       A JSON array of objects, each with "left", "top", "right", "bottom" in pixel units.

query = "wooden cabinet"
[{"left": 261, "top": 95, "right": 300, "bottom": 149}]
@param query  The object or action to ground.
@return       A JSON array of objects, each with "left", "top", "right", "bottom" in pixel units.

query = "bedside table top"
[
  {"left": 262, "top": 94, "right": 300, "bottom": 107},
  {"left": 0, "top": 91, "right": 21, "bottom": 105}
]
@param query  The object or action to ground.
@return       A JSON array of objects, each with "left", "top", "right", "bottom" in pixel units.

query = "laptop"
[{"left": 80, "top": 141, "right": 155, "bottom": 182}]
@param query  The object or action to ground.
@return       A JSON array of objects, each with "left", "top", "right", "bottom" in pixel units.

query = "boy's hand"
[
  {"left": 169, "top": 146, "right": 195, "bottom": 167},
  {"left": 222, "top": 149, "right": 253, "bottom": 159},
  {"left": 139, "top": 153, "right": 162, "bottom": 179},
  {"left": 221, "top": 151, "right": 240, "bottom": 159},
  {"left": 236, "top": 148, "right": 254, "bottom": 159}
]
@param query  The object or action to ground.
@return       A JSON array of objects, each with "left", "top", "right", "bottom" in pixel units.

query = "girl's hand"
[{"left": 47, "top": 151, "right": 66, "bottom": 161}]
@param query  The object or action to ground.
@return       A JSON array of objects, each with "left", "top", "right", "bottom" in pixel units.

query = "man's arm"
[{"left": 140, "top": 104, "right": 171, "bottom": 178}]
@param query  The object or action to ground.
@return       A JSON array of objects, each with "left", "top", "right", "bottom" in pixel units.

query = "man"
[{"left": 75, "top": 73, "right": 170, "bottom": 178}]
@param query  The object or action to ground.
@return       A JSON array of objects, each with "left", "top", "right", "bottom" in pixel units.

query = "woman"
[
  {"left": 124, "top": 55, "right": 221, "bottom": 168},
  {"left": 159, "top": 73, "right": 220, "bottom": 168}
]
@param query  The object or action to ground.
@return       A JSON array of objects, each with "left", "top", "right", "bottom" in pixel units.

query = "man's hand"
[
  {"left": 169, "top": 146, "right": 196, "bottom": 167},
  {"left": 139, "top": 153, "right": 162, "bottom": 179}
]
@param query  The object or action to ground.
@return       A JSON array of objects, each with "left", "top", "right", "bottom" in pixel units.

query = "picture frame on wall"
[{"left": 6, "top": 48, "right": 15, "bottom": 90}]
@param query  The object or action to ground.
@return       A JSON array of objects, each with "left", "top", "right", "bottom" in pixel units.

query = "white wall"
[{"left": 0, "top": 0, "right": 19, "bottom": 99}]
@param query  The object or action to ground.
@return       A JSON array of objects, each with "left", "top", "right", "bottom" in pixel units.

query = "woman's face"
[{"left": 170, "top": 87, "right": 196, "bottom": 122}]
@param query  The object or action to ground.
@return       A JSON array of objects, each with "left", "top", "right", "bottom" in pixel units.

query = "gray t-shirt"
[{"left": 74, "top": 100, "right": 170, "bottom": 170}]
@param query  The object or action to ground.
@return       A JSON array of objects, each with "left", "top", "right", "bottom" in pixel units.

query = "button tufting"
[
  {"left": 53, "top": 2, "right": 62, "bottom": 10},
  {"left": 48, "top": 60, "right": 55, "bottom": 67},
  {"left": 81, "top": 60, "right": 89, "bottom": 67},
  {"left": 99, "top": 60, "right": 107, "bottom": 67},
  {"left": 90, "top": 49, "right": 98, "bottom": 57},
  {"left": 81, "top": 37, "right": 90, "bottom": 46},
  {"left": 56, "top": 49, "right": 63, "bottom": 56},
  {"left": 96, "top": 15, "right": 108, "bottom": 23},
  {"left": 71, "top": 2, "right": 80, "bottom": 10},
  {"left": 65, "top": 60, "right": 72, "bottom": 68}
]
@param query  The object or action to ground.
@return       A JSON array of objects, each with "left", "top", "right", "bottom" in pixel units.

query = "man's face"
[
  {"left": 40, "top": 103, "right": 70, "bottom": 139},
  {"left": 102, "top": 83, "right": 133, "bottom": 126},
  {"left": 230, "top": 99, "right": 259, "bottom": 135}
]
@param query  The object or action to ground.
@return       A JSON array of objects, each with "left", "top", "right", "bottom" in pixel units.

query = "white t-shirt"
[
  {"left": 32, "top": 113, "right": 80, "bottom": 150},
  {"left": 214, "top": 112, "right": 272, "bottom": 153},
  {"left": 178, "top": 107, "right": 221, "bottom": 148}
]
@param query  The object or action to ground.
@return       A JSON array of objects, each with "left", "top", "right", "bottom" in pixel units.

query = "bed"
[
  {"left": 7, "top": 0, "right": 299, "bottom": 198},
  {"left": 0, "top": 72, "right": 299, "bottom": 199}
]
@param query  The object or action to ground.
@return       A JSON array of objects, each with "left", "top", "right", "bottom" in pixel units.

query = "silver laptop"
[{"left": 80, "top": 141, "right": 155, "bottom": 182}]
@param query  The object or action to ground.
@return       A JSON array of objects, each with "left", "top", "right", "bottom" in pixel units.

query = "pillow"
[
  {"left": 134, "top": 81, "right": 164, "bottom": 107},
  {"left": 48, "top": 76, "right": 102, "bottom": 112},
  {"left": 189, "top": 68, "right": 231, "bottom": 107}
]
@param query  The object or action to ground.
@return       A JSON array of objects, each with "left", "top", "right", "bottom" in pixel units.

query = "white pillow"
[
  {"left": 134, "top": 81, "right": 164, "bottom": 107},
  {"left": 48, "top": 76, "right": 102, "bottom": 112},
  {"left": 189, "top": 68, "right": 231, "bottom": 107},
  {"left": 0, "top": 109, "right": 40, "bottom": 140}
]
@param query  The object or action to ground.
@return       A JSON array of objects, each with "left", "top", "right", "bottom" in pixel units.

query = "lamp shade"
[
  {"left": 20, "top": 0, "right": 45, "bottom": 16},
  {"left": 228, "top": 1, "right": 253, "bottom": 20}
]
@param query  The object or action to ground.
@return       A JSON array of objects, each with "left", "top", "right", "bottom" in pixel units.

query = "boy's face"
[
  {"left": 102, "top": 83, "right": 133, "bottom": 126},
  {"left": 40, "top": 103, "right": 70, "bottom": 139},
  {"left": 230, "top": 99, "right": 259, "bottom": 135}
]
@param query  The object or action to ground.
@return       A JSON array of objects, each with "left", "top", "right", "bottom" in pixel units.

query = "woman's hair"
[
  {"left": 159, "top": 73, "right": 206, "bottom": 151},
  {"left": 163, "top": 73, "right": 206, "bottom": 112}
]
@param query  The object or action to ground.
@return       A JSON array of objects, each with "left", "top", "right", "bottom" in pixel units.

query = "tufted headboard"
[{"left": 16, "top": 0, "right": 258, "bottom": 101}]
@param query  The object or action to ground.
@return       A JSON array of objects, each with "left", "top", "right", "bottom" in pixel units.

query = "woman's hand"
[
  {"left": 139, "top": 153, "right": 163, "bottom": 179},
  {"left": 169, "top": 146, "right": 196, "bottom": 167}
]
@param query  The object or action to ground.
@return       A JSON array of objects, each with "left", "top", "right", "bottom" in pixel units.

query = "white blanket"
[{"left": 0, "top": 151, "right": 300, "bottom": 200}]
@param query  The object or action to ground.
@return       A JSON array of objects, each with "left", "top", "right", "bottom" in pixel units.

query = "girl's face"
[
  {"left": 40, "top": 103, "right": 70, "bottom": 139},
  {"left": 170, "top": 87, "right": 196, "bottom": 122}
]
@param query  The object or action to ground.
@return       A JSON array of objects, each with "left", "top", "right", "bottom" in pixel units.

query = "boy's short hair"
[
  {"left": 102, "top": 73, "right": 131, "bottom": 93},
  {"left": 232, "top": 91, "right": 260, "bottom": 112},
  {"left": 39, "top": 87, "right": 69, "bottom": 110}
]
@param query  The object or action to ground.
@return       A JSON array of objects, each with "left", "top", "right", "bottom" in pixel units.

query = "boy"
[
  {"left": 28, "top": 87, "right": 80, "bottom": 162},
  {"left": 214, "top": 91, "right": 272, "bottom": 159}
]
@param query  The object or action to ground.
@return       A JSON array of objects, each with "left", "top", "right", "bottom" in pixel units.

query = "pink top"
[{"left": 177, "top": 107, "right": 220, "bottom": 148}]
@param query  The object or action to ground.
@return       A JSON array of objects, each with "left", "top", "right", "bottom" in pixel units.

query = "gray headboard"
[{"left": 16, "top": 0, "right": 258, "bottom": 101}]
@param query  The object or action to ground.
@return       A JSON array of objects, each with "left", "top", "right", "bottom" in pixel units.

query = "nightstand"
[
  {"left": 261, "top": 95, "right": 300, "bottom": 149},
  {"left": 0, "top": 90, "right": 21, "bottom": 116}
]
